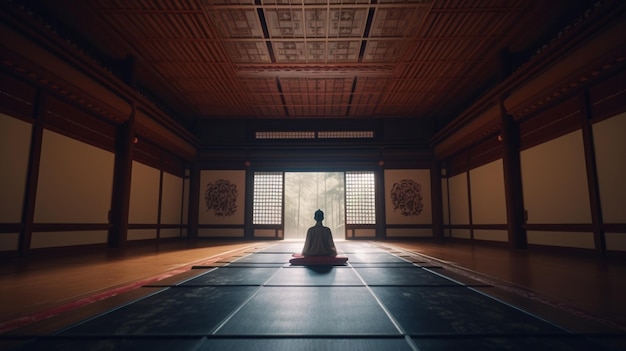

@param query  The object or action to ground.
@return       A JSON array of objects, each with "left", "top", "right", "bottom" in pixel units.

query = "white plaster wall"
[
  {"left": 386, "top": 228, "right": 432, "bottom": 237},
  {"left": 384, "top": 169, "right": 432, "bottom": 225},
  {"left": 0, "top": 113, "right": 31, "bottom": 223},
  {"left": 182, "top": 177, "right": 190, "bottom": 225},
  {"left": 199, "top": 170, "right": 245, "bottom": 225},
  {"left": 473, "top": 229, "right": 508, "bottom": 242},
  {"left": 526, "top": 231, "right": 594, "bottom": 249},
  {"left": 451, "top": 228, "right": 471, "bottom": 239},
  {"left": 127, "top": 229, "right": 157, "bottom": 241},
  {"left": 160, "top": 171, "right": 183, "bottom": 224},
  {"left": 442, "top": 177, "right": 450, "bottom": 225},
  {"left": 0, "top": 233, "right": 19, "bottom": 251},
  {"left": 448, "top": 173, "right": 469, "bottom": 225},
  {"left": 34, "top": 130, "right": 114, "bottom": 223},
  {"left": 160, "top": 228, "right": 182, "bottom": 239},
  {"left": 470, "top": 159, "right": 506, "bottom": 224},
  {"left": 605, "top": 233, "right": 626, "bottom": 252},
  {"left": 521, "top": 130, "right": 591, "bottom": 224},
  {"left": 31, "top": 231, "right": 108, "bottom": 249},
  {"left": 129, "top": 161, "right": 160, "bottom": 224},
  {"left": 198, "top": 228, "right": 244, "bottom": 237},
  {"left": 592, "top": 112, "right": 626, "bottom": 223}
]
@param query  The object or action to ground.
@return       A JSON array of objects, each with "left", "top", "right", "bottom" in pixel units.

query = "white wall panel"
[
  {"left": 448, "top": 173, "right": 469, "bottom": 225},
  {"left": 127, "top": 229, "right": 157, "bottom": 241},
  {"left": 199, "top": 170, "right": 245, "bottom": 225},
  {"left": 521, "top": 130, "right": 591, "bottom": 224},
  {"left": 451, "top": 228, "right": 471, "bottom": 239},
  {"left": 159, "top": 228, "right": 181, "bottom": 239},
  {"left": 129, "top": 161, "right": 160, "bottom": 224},
  {"left": 198, "top": 228, "right": 244, "bottom": 237},
  {"left": 0, "top": 113, "right": 31, "bottom": 223},
  {"left": 470, "top": 159, "right": 506, "bottom": 224},
  {"left": 0, "top": 233, "right": 19, "bottom": 251},
  {"left": 593, "top": 112, "right": 626, "bottom": 223},
  {"left": 473, "top": 229, "right": 508, "bottom": 242},
  {"left": 160, "top": 172, "right": 183, "bottom": 224},
  {"left": 442, "top": 177, "right": 449, "bottom": 225},
  {"left": 605, "top": 233, "right": 626, "bottom": 252},
  {"left": 35, "top": 130, "right": 114, "bottom": 223},
  {"left": 384, "top": 169, "right": 431, "bottom": 225},
  {"left": 526, "top": 231, "right": 594, "bottom": 249},
  {"left": 182, "top": 178, "right": 190, "bottom": 225},
  {"left": 31, "top": 231, "right": 108, "bottom": 249},
  {"left": 386, "top": 228, "right": 432, "bottom": 237}
]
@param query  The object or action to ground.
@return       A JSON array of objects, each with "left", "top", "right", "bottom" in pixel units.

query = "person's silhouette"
[{"left": 301, "top": 209, "right": 337, "bottom": 256}]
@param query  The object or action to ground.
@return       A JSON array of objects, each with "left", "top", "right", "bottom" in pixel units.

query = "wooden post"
[
  {"left": 579, "top": 90, "right": 606, "bottom": 256},
  {"left": 187, "top": 162, "right": 200, "bottom": 241},
  {"left": 430, "top": 158, "right": 444, "bottom": 240},
  {"left": 500, "top": 97, "right": 527, "bottom": 249},
  {"left": 108, "top": 106, "right": 135, "bottom": 248},
  {"left": 19, "top": 90, "right": 45, "bottom": 256}
]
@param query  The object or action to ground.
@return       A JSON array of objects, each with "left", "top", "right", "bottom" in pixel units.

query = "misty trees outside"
[{"left": 284, "top": 172, "right": 345, "bottom": 240}]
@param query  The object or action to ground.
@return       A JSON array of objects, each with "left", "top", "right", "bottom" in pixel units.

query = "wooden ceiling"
[{"left": 27, "top": 0, "right": 586, "bottom": 123}]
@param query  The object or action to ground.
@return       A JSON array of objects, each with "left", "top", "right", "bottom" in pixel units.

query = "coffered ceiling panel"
[{"left": 19, "top": 0, "right": 592, "bottom": 121}]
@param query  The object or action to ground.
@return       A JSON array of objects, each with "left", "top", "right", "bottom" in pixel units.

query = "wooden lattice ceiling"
[{"left": 27, "top": 0, "right": 587, "bottom": 122}]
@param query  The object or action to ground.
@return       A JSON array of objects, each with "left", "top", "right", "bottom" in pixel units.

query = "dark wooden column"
[
  {"left": 108, "top": 106, "right": 135, "bottom": 248},
  {"left": 579, "top": 90, "right": 606, "bottom": 256},
  {"left": 500, "top": 98, "right": 527, "bottom": 249},
  {"left": 430, "top": 158, "right": 444, "bottom": 240},
  {"left": 187, "top": 162, "right": 200, "bottom": 241},
  {"left": 19, "top": 90, "right": 45, "bottom": 256},
  {"left": 375, "top": 163, "right": 386, "bottom": 240}
]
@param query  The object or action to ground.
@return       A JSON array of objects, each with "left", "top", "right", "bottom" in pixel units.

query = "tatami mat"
[{"left": 9, "top": 241, "right": 624, "bottom": 351}]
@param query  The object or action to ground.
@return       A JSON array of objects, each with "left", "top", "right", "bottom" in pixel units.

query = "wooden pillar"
[
  {"left": 19, "top": 90, "right": 45, "bottom": 256},
  {"left": 187, "top": 162, "right": 200, "bottom": 241},
  {"left": 430, "top": 158, "right": 444, "bottom": 240},
  {"left": 579, "top": 91, "right": 606, "bottom": 256},
  {"left": 108, "top": 106, "right": 135, "bottom": 248},
  {"left": 375, "top": 163, "right": 386, "bottom": 240},
  {"left": 500, "top": 98, "right": 527, "bottom": 249}
]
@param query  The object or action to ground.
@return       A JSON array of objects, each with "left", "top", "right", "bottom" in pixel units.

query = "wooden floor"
[{"left": 1, "top": 238, "right": 625, "bottom": 335}]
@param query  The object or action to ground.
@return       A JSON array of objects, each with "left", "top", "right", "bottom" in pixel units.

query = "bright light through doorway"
[{"left": 284, "top": 172, "right": 345, "bottom": 240}]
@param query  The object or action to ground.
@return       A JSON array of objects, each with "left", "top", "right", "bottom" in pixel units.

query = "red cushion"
[{"left": 289, "top": 254, "right": 348, "bottom": 266}]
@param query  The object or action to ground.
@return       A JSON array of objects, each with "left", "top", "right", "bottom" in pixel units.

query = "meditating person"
[{"left": 301, "top": 209, "right": 337, "bottom": 256}]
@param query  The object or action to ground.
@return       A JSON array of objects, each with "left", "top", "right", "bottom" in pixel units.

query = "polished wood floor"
[{"left": 1, "top": 238, "right": 625, "bottom": 335}]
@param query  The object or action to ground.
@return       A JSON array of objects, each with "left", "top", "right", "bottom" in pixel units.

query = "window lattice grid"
[
  {"left": 253, "top": 172, "right": 283, "bottom": 224},
  {"left": 317, "top": 131, "right": 374, "bottom": 139},
  {"left": 256, "top": 131, "right": 315, "bottom": 139},
  {"left": 255, "top": 130, "right": 374, "bottom": 140},
  {"left": 345, "top": 171, "right": 376, "bottom": 224}
]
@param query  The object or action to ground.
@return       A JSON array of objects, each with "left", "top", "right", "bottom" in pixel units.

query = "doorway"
[{"left": 284, "top": 172, "right": 345, "bottom": 240}]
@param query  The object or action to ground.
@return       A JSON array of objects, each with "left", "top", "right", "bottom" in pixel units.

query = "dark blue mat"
[
  {"left": 370, "top": 286, "right": 566, "bottom": 335},
  {"left": 181, "top": 267, "right": 280, "bottom": 286},
  {"left": 349, "top": 262, "right": 419, "bottom": 268},
  {"left": 346, "top": 253, "right": 410, "bottom": 264},
  {"left": 266, "top": 266, "right": 363, "bottom": 286},
  {"left": 61, "top": 286, "right": 259, "bottom": 335},
  {"left": 13, "top": 242, "right": 624, "bottom": 351},
  {"left": 233, "top": 253, "right": 294, "bottom": 264},
  {"left": 215, "top": 287, "right": 401, "bottom": 335},
  {"left": 15, "top": 337, "right": 204, "bottom": 351},
  {"left": 355, "top": 267, "right": 462, "bottom": 286},
  {"left": 410, "top": 335, "right": 622, "bottom": 351},
  {"left": 196, "top": 337, "right": 415, "bottom": 351}
]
